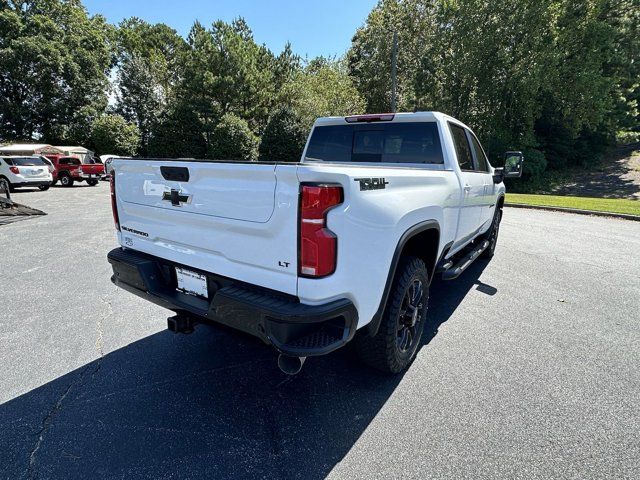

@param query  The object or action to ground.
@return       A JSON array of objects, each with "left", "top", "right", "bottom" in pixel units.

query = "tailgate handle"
[{"left": 160, "top": 166, "right": 190, "bottom": 182}]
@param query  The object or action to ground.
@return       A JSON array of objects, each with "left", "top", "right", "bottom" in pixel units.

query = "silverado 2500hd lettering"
[{"left": 107, "top": 112, "right": 523, "bottom": 374}]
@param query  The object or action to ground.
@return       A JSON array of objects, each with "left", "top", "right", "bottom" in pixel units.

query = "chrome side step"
[{"left": 441, "top": 240, "right": 490, "bottom": 281}]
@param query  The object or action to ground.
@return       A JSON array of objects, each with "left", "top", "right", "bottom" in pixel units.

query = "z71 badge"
[{"left": 354, "top": 177, "right": 389, "bottom": 191}]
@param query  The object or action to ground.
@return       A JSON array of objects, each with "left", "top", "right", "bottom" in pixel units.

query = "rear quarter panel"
[{"left": 296, "top": 163, "right": 459, "bottom": 328}]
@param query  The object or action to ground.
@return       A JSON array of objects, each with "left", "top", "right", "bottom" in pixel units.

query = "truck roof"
[
  {"left": 314, "top": 111, "right": 445, "bottom": 126},
  {"left": 313, "top": 111, "right": 475, "bottom": 134}
]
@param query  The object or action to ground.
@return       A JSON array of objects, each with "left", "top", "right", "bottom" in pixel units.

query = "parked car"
[
  {"left": 40, "top": 156, "right": 56, "bottom": 176},
  {"left": 0, "top": 156, "right": 53, "bottom": 192},
  {"left": 44, "top": 155, "right": 105, "bottom": 187},
  {"left": 101, "top": 155, "right": 130, "bottom": 178},
  {"left": 107, "top": 111, "right": 523, "bottom": 375}
]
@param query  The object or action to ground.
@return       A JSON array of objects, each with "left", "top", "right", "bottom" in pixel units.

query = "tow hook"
[
  {"left": 167, "top": 314, "right": 196, "bottom": 334},
  {"left": 277, "top": 354, "right": 307, "bottom": 375}
]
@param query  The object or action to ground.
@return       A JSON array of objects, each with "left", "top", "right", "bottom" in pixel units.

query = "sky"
[{"left": 83, "top": 0, "right": 379, "bottom": 59}]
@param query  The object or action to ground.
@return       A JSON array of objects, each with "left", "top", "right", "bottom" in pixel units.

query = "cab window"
[
  {"left": 448, "top": 123, "right": 473, "bottom": 171},
  {"left": 468, "top": 134, "right": 489, "bottom": 172}
]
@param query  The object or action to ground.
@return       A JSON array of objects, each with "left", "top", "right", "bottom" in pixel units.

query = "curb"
[{"left": 505, "top": 203, "right": 640, "bottom": 222}]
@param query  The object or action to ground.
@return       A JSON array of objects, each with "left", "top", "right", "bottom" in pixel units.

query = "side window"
[
  {"left": 449, "top": 123, "right": 473, "bottom": 170},
  {"left": 468, "top": 133, "right": 489, "bottom": 172},
  {"left": 60, "top": 159, "right": 69, "bottom": 165}
]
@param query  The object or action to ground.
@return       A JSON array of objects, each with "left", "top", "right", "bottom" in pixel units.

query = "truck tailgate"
[
  {"left": 81, "top": 164, "right": 105, "bottom": 175},
  {"left": 113, "top": 160, "right": 300, "bottom": 295}
]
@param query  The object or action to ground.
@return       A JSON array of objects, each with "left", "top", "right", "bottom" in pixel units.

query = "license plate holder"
[{"left": 175, "top": 267, "right": 208, "bottom": 298}]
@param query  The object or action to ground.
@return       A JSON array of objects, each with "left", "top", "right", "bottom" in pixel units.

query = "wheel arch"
[{"left": 365, "top": 220, "right": 441, "bottom": 337}]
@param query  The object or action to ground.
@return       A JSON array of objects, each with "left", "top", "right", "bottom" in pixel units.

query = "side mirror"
[{"left": 503, "top": 151, "right": 524, "bottom": 178}]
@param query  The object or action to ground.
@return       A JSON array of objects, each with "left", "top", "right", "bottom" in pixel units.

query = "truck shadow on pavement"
[{"left": 1, "top": 262, "right": 491, "bottom": 480}]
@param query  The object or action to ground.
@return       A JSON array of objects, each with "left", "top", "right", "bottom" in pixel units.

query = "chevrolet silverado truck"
[{"left": 107, "top": 112, "right": 523, "bottom": 374}]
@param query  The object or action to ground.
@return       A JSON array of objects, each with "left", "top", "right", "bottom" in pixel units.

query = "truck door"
[
  {"left": 449, "top": 123, "right": 484, "bottom": 245},
  {"left": 467, "top": 131, "right": 495, "bottom": 230}
]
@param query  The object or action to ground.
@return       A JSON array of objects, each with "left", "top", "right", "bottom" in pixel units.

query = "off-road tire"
[
  {"left": 481, "top": 207, "right": 502, "bottom": 259},
  {"left": 356, "top": 256, "right": 429, "bottom": 373}
]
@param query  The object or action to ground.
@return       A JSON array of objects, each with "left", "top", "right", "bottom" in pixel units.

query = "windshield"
[
  {"left": 305, "top": 122, "right": 444, "bottom": 164},
  {"left": 6, "top": 157, "right": 47, "bottom": 166}
]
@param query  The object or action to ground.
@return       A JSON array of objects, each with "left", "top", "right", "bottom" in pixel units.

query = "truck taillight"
[
  {"left": 9, "top": 166, "right": 19, "bottom": 174},
  {"left": 299, "top": 184, "right": 343, "bottom": 278},
  {"left": 110, "top": 173, "right": 120, "bottom": 231}
]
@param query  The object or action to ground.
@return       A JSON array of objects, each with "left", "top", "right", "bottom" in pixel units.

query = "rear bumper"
[
  {"left": 13, "top": 180, "right": 51, "bottom": 187},
  {"left": 107, "top": 248, "right": 358, "bottom": 357}
]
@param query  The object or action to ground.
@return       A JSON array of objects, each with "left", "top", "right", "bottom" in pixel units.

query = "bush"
[
  {"left": 616, "top": 130, "right": 640, "bottom": 145},
  {"left": 91, "top": 114, "right": 140, "bottom": 156},
  {"left": 208, "top": 113, "right": 259, "bottom": 160},
  {"left": 259, "top": 107, "right": 308, "bottom": 162}
]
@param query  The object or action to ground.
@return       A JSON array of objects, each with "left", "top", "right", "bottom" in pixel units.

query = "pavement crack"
[
  {"left": 26, "top": 365, "right": 90, "bottom": 480},
  {"left": 26, "top": 296, "right": 112, "bottom": 478}
]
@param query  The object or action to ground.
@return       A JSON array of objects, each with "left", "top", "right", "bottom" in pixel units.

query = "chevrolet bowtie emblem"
[{"left": 162, "top": 189, "right": 191, "bottom": 206}]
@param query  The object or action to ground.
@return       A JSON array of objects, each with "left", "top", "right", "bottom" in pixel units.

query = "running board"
[{"left": 441, "top": 240, "right": 490, "bottom": 280}]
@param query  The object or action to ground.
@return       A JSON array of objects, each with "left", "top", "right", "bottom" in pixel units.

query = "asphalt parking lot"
[{"left": 1, "top": 183, "right": 639, "bottom": 479}]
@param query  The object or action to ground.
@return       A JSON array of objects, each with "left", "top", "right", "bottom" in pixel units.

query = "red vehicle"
[{"left": 44, "top": 155, "right": 104, "bottom": 187}]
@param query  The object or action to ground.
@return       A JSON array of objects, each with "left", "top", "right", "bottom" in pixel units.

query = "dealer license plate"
[{"left": 175, "top": 267, "right": 208, "bottom": 298}]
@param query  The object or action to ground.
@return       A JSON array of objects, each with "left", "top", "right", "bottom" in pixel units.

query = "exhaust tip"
[{"left": 277, "top": 354, "right": 306, "bottom": 375}]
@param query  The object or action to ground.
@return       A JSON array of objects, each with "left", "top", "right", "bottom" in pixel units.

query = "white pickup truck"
[{"left": 107, "top": 112, "right": 523, "bottom": 374}]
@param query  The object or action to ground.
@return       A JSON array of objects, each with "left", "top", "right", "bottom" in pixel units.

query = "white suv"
[{"left": 0, "top": 156, "right": 53, "bottom": 192}]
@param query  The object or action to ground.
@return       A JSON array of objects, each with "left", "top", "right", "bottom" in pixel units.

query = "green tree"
[
  {"left": 280, "top": 57, "right": 365, "bottom": 128},
  {"left": 209, "top": 113, "right": 259, "bottom": 160},
  {"left": 273, "top": 42, "right": 301, "bottom": 91},
  {"left": 147, "top": 102, "right": 207, "bottom": 158},
  {"left": 0, "top": 0, "right": 114, "bottom": 144},
  {"left": 348, "top": 0, "right": 634, "bottom": 188},
  {"left": 115, "top": 18, "right": 187, "bottom": 154},
  {"left": 90, "top": 114, "right": 140, "bottom": 156},
  {"left": 115, "top": 54, "right": 163, "bottom": 152},
  {"left": 178, "top": 18, "right": 278, "bottom": 144},
  {"left": 259, "top": 106, "right": 308, "bottom": 162}
]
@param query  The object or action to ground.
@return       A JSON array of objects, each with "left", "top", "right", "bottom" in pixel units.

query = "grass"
[{"left": 505, "top": 193, "right": 640, "bottom": 216}]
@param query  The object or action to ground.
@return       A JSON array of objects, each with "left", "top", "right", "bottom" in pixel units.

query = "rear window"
[
  {"left": 60, "top": 158, "right": 81, "bottom": 165},
  {"left": 6, "top": 157, "right": 47, "bottom": 166},
  {"left": 305, "top": 122, "right": 444, "bottom": 164}
]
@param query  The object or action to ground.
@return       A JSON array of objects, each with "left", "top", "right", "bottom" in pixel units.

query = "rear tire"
[
  {"left": 0, "top": 177, "right": 11, "bottom": 194},
  {"left": 481, "top": 207, "right": 502, "bottom": 259},
  {"left": 38, "top": 184, "right": 50, "bottom": 191},
  {"left": 356, "top": 256, "right": 429, "bottom": 373},
  {"left": 59, "top": 174, "right": 74, "bottom": 187},
  {"left": 87, "top": 179, "right": 98, "bottom": 186}
]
